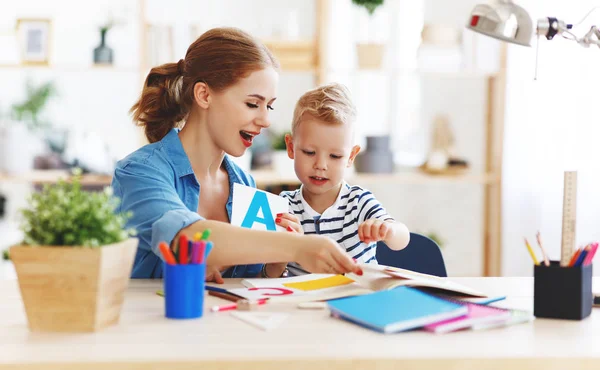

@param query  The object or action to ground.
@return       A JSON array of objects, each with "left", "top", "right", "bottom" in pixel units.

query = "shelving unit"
[{"left": 0, "top": 0, "right": 507, "bottom": 276}]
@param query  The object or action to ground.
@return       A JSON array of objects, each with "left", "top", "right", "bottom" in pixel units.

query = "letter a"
[{"left": 241, "top": 191, "right": 276, "bottom": 230}]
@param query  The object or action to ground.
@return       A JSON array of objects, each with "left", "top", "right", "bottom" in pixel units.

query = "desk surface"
[{"left": 1, "top": 277, "right": 599, "bottom": 370}]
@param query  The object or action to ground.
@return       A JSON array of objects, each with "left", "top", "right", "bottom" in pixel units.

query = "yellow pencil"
[{"left": 524, "top": 237, "right": 539, "bottom": 265}]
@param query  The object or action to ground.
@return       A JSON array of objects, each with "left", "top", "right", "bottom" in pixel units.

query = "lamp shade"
[{"left": 466, "top": 0, "right": 533, "bottom": 46}]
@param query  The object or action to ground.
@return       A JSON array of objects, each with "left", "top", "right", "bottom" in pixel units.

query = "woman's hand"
[
  {"left": 205, "top": 265, "right": 227, "bottom": 284},
  {"left": 275, "top": 213, "right": 303, "bottom": 234},
  {"left": 294, "top": 235, "right": 362, "bottom": 275}
]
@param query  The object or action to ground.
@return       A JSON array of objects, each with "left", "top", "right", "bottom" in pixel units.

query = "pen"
[
  {"left": 211, "top": 298, "right": 268, "bottom": 312},
  {"left": 524, "top": 237, "right": 539, "bottom": 265},
  {"left": 536, "top": 232, "right": 550, "bottom": 267},
  {"left": 574, "top": 245, "right": 590, "bottom": 267}
]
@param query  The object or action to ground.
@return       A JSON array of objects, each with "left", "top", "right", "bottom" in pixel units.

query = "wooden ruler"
[{"left": 560, "top": 171, "right": 578, "bottom": 266}]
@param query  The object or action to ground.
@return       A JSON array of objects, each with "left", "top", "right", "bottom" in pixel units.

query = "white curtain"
[{"left": 502, "top": 0, "right": 600, "bottom": 275}]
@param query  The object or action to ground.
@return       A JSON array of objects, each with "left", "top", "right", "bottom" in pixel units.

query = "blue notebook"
[{"left": 328, "top": 287, "right": 468, "bottom": 333}]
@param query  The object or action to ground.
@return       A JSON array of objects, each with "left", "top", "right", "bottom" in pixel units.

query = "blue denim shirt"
[{"left": 112, "top": 128, "right": 261, "bottom": 279}]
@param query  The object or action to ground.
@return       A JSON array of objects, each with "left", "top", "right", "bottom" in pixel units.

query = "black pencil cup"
[{"left": 534, "top": 261, "right": 592, "bottom": 320}]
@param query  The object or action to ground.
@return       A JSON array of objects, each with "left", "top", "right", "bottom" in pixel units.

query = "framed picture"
[{"left": 16, "top": 18, "right": 51, "bottom": 65}]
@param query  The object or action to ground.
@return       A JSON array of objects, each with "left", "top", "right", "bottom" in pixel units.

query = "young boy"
[{"left": 279, "top": 83, "right": 410, "bottom": 274}]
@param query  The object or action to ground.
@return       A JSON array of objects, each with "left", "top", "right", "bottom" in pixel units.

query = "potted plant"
[
  {"left": 0, "top": 80, "right": 56, "bottom": 174},
  {"left": 9, "top": 170, "right": 137, "bottom": 332},
  {"left": 352, "top": 0, "right": 386, "bottom": 69}
]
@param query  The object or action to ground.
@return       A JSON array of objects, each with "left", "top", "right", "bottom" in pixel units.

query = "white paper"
[
  {"left": 230, "top": 312, "right": 289, "bottom": 331},
  {"left": 231, "top": 183, "right": 289, "bottom": 232}
]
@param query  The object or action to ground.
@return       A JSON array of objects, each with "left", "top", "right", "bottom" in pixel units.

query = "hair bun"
[{"left": 177, "top": 59, "right": 185, "bottom": 75}]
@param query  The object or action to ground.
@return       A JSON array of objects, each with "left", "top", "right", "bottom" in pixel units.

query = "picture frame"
[{"left": 16, "top": 18, "right": 51, "bottom": 65}]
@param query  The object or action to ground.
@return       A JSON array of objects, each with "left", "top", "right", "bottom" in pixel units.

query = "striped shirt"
[{"left": 280, "top": 182, "right": 394, "bottom": 270}]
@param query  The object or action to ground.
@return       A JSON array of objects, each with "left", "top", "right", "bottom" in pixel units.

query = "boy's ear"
[
  {"left": 347, "top": 145, "right": 361, "bottom": 167},
  {"left": 285, "top": 134, "right": 295, "bottom": 159},
  {"left": 193, "top": 82, "right": 211, "bottom": 109}
]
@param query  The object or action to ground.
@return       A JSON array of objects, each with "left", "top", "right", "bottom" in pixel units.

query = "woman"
[{"left": 112, "top": 27, "right": 361, "bottom": 280}]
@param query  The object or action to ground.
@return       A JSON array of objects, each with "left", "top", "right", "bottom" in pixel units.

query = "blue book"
[{"left": 328, "top": 287, "right": 468, "bottom": 333}]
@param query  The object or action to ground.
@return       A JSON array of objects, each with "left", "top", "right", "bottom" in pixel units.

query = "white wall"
[{"left": 502, "top": 0, "right": 600, "bottom": 276}]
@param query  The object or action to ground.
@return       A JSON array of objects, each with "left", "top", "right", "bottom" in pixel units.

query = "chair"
[{"left": 376, "top": 232, "right": 447, "bottom": 277}]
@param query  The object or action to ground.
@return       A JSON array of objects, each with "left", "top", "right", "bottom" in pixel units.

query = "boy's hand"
[
  {"left": 275, "top": 213, "right": 304, "bottom": 234},
  {"left": 358, "top": 219, "right": 395, "bottom": 244}
]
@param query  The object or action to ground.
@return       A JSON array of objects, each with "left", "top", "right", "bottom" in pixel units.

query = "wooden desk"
[{"left": 1, "top": 277, "right": 599, "bottom": 370}]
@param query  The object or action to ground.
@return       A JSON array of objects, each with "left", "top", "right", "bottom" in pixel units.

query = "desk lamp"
[{"left": 466, "top": 0, "right": 600, "bottom": 48}]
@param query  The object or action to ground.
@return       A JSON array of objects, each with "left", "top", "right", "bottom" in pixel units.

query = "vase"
[
  {"left": 356, "top": 43, "right": 385, "bottom": 69},
  {"left": 355, "top": 135, "right": 394, "bottom": 173},
  {"left": 94, "top": 29, "right": 113, "bottom": 65}
]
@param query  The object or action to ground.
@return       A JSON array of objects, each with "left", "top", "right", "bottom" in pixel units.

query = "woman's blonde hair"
[{"left": 291, "top": 83, "right": 356, "bottom": 134}]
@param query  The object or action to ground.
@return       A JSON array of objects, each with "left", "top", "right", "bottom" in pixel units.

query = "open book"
[{"left": 234, "top": 264, "right": 488, "bottom": 304}]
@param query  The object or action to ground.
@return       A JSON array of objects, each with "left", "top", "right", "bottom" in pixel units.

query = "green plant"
[
  {"left": 352, "top": 0, "right": 385, "bottom": 15},
  {"left": 425, "top": 231, "right": 445, "bottom": 249},
  {"left": 271, "top": 131, "right": 290, "bottom": 151},
  {"left": 2, "top": 250, "right": 9, "bottom": 261},
  {"left": 20, "top": 169, "right": 135, "bottom": 247},
  {"left": 11, "top": 80, "right": 57, "bottom": 131}
]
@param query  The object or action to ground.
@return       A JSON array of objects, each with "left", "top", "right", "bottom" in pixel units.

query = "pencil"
[
  {"left": 524, "top": 237, "right": 539, "bottom": 265},
  {"left": 536, "top": 232, "right": 550, "bottom": 267}
]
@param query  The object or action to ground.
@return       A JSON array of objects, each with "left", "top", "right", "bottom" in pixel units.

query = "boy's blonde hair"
[{"left": 291, "top": 83, "right": 357, "bottom": 135}]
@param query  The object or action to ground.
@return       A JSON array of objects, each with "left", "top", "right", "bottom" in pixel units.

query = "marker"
[
  {"left": 179, "top": 234, "right": 188, "bottom": 264},
  {"left": 159, "top": 242, "right": 176, "bottom": 265}
]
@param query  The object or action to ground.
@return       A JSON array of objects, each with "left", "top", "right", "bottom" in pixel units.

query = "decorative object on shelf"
[
  {"left": 147, "top": 24, "right": 174, "bottom": 68},
  {"left": 10, "top": 80, "right": 56, "bottom": 132},
  {"left": 9, "top": 170, "right": 137, "bottom": 332},
  {"left": 16, "top": 18, "right": 51, "bottom": 65},
  {"left": 419, "top": 24, "right": 463, "bottom": 73},
  {"left": 270, "top": 130, "right": 295, "bottom": 176},
  {"left": 0, "top": 80, "right": 57, "bottom": 174},
  {"left": 354, "top": 135, "right": 394, "bottom": 174},
  {"left": 0, "top": 192, "right": 5, "bottom": 219},
  {"left": 94, "top": 13, "right": 124, "bottom": 65},
  {"left": 352, "top": 0, "right": 385, "bottom": 69},
  {"left": 421, "top": 114, "right": 469, "bottom": 175},
  {"left": 263, "top": 40, "right": 314, "bottom": 71}
]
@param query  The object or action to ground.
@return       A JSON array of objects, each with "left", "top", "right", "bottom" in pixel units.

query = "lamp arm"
[{"left": 537, "top": 16, "right": 600, "bottom": 48}]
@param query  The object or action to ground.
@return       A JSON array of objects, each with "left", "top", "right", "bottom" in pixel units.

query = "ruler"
[{"left": 560, "top": 171, "right": 578, "bottom": 266}]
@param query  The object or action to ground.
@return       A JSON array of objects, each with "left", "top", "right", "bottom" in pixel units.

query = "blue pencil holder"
[{"left": 164, "top": 263, "right": 206, "bottom": 319}]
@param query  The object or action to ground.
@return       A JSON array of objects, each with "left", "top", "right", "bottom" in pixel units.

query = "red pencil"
[
  {"left": 568, "top": 248, "right": 582, "bottom": 267},
  {"left": 159, "top": 242, "right": 177, "bottom": 265},
  {"left": 210, "top": 299, "right": 267, "bottom": 312},
  {"left": 179, "top": 234, "right": 189, "bottom": 264}
]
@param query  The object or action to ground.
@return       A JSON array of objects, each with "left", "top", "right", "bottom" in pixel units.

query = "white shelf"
[
  {"left": 326, "top": 68, "right": 497, "bottom": 79},
  {"left": 250, "top": 169, "right": 499, "bottom": 188},
  {"left": 0, "top": 64, "right": 139, "bottom": 73}
]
